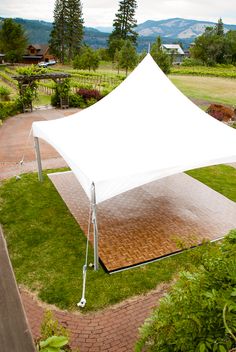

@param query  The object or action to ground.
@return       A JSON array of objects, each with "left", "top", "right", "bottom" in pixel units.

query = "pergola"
[{"left": 13, "top": 73, "right": 71, "bottom": 112}]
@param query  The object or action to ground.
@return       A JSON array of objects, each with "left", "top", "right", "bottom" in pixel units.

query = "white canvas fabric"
[{"left": 32, "top": 54, "right": 236, "bottom": 204}]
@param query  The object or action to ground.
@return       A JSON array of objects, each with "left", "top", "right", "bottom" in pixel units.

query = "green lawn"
[
  {"left": 0, "top": 165, "right": 235, "bottom": 312},
  {"left": 170, "top": 75, "right": 236, "bottom": 106}
]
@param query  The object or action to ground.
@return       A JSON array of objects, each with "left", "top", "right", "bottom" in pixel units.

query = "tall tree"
[
  {"left": 49, "top": 0, "right": 84, "bottom": 63},
  {"left": 0, "top": 18, "right": 27, "bottom": 63},
  {"left": 108, "top": 0, "right": 138, "bottom": 59},
  {"left": 215, "top": 18, "right": 224, "bottom": 36},
  {"left": 66, "top": 0, "right": 84, "bottom": 62},
  {"left": 119, "top": 39, "right": 138, "bottom": 75}
]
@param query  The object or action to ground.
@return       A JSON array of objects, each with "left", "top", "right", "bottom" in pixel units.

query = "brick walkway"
[{"left": 1, "top": 109, "right": 236, "bottom": 351}]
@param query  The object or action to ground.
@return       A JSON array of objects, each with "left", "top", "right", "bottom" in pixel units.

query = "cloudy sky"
[{"left": 0, "top": 0, "right": 235, "bottom": 27}]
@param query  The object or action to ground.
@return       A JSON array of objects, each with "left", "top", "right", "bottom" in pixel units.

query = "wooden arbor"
[{"left": 13, "top": 73, "right": 71, "bottom": 112}]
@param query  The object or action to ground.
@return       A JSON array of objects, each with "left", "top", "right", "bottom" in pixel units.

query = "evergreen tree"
[
  {"left": 215, "top": 18, "right": 224, "bottom": 36},
  {"left": 49, "top": 0, "right": 83, "bottom": 64},
  {"left": 150, "top": 37, "right": 171, "bottom": 74},
  {"left": 108, "top": 0, "right": 138, "bottom": 59},
  {"left": 66, "top": 0, "right": 84, "bottom": 62},
  {"left": 0, "top": 18, "right": 27, "bottom": 63},
  {"left": 120, "top": 39, "right": 138, "bottom": 76}
]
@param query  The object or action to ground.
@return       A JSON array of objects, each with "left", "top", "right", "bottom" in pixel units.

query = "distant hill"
[
  {"left": 136, "top": 18, "right": 236, "bottom": 38},
  {"left": 1, "top": 17, "right": 235, "bottom": 52}
]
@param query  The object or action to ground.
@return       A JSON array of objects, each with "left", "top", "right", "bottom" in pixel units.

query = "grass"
[
  {"left": 170, "top": 75, "right": 236, "bottom": 106},
  {"left": 187, "top": 164, "right": 236, "bottom": 202},
  {"left": 0, "top": 165, "right": 236, "bottom": 312}
]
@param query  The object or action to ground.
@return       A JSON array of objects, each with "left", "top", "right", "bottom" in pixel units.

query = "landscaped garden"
[{"left": 0, "top": 165, "right": 235, "bottom": 313}]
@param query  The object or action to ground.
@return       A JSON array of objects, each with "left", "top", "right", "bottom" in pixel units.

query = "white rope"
[
  {"left": 16, "top": 127, "right": 33, "bottom": 180},
  {"left": 77, "top": 201, "right": 92, "bottom": 308}
]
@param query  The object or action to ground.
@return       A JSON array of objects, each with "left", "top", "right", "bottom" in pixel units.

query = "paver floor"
[{"left": 49, "top": 171, "right": 236, "bottom": 272}]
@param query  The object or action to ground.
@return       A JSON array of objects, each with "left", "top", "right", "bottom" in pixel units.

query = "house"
[
  {"left": 0, "top": 53, "right": 5, "bottom": 64},
  {"left": 161, "top": 44, "right": 185, "bottom": 64},
  {"left": 22, "top": 44, "right": 55, "bottom": 64}
]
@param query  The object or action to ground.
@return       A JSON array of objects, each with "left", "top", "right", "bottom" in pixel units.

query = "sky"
[{"left": 0, "top": 0, "right": 236, "bottom": 28}]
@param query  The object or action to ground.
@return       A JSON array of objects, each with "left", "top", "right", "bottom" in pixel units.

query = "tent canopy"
[{"left": 32, "top": 54, "right": 236, "bottom": 204}]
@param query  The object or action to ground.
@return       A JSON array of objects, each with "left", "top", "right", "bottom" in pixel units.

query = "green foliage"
[
  {"left": 151, "top": 36, "right": 171, "bottom": 74},
  {"left": 0, "top": 100, "right": 21, "bottom": 120},
  {"left": 0, "top": 18, "right": 28, "bottom": 63},
  {"left": 190, "top": 19, "right": 236, "bottom": 66},
  {"left": 181, "top": 58, "right": 204, "bottom": 66},
  {"left": 0, "top": 85, "right": 11, "bottom": 101},
  {"left": 73, "top": 46, "right": 100, "bottom": 71},
  {"left": 119, "top": 39, "right": 138, "bottom": 75},
  {"left": 49, "top": 0, "right": 84, "bottom": 63},
  {"left": 16, "top": 65, "right": 47, "bottom": 76},
  {"left": 108, "top": 0, "right": 138, "bottom": 59},
  {"left": 171, "top": 64, "right": 236, "bottom": 78},
  {"left": 40, "top": 311, "right": 69, "bottom": 341},
  {"left": 39, "top": 336, "right": 68, "bottom": 352},
  {"left": 136, "top": 230, "right": 236, "bottom": 352},
  {"left": 51, "top": 78, "right": 71, "bottom": 106}
]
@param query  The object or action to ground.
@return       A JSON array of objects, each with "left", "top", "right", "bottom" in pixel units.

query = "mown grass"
[
  {"left": 0, "top": 165, "right": 235, "bottom": 312},
  {"left": 170, "top": 75, "right": 236, "bottom": 106}
]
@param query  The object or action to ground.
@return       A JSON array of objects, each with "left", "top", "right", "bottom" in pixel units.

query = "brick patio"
[{"left": 49, "top": 170, "right": 236, "bottom": 272}]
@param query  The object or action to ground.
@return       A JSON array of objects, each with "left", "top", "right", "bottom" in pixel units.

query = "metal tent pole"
[
  {"left": 91, "top": 182, "right": 99, "bottom": 271},
  {"left": 34, "top": 137, "right": 43, "bottom": 182}
]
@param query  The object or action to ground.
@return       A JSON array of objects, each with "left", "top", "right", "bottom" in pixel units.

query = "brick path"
[{"left": 1, "top": 109, "right": 236, "bottom": 351}]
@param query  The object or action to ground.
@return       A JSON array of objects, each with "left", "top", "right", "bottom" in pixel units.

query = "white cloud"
[{"left": 0, "top": 0, "right": 235, "bottom": 26}]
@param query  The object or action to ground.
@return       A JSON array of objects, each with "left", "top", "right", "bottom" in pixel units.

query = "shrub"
[
  {"left": 76, "top": 88, "right": 102, "bottom": 102},
  {"left": 68, "top": 93, "right": 86, "bottom": 108},
  {"left": 0, "top": 85, "right": 11, "bottom": 101},
  {"left": 206, "top": 104, "right": 235, "bottom": 122},
  {"left": 0, "top": 100, "right": 21, "bottom": 121},
  {"left": 182, "top": 58, "right": 204, "bottom": 66},
  {"left": 136, "top": 230, "right": 236, "bottom": 352}
]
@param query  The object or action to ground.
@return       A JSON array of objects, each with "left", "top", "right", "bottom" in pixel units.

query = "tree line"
[{"left": 1, "top": 2, "right": 236, "bottom": 72}]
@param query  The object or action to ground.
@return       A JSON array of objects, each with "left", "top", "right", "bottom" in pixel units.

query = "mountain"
[
  {"left": 1, "top": 17, "right": 236, "bottom": 52},
  {"left": 136, "top": 18, "right": 236, "bottom": 39}
]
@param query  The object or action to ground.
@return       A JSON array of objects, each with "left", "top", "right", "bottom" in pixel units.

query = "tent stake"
[
  {"left": 91, "top": 183, "right": 99, "bottom": 271},
  {"left": 34, "top": 137, "right": 43, "bottom": 182}
]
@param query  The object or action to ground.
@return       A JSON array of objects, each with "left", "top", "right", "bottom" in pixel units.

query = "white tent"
[
  {"left": 32, "top": 54, "right": 236, "bottom": 272},
  {"left": 32, "top": 54, "right": 236, "bottom": 203}
]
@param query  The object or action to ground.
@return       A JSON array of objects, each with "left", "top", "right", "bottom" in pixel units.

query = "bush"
[
  {"left": 0, "top": 100, "right": 21, "bottom": 121},
  {"left": 76, "top": 88, "right": 102, "bottom": 102},
  {"left": 182, "top": 58, "right": 204, "bottom": 66},
  {"left": 136, "top": 230, "right": 236, "bottom": 352},
  {"left": 0, "top": 85, "right": 11, "bottom": 101},
  {"left": 206, "top": 104, "right": 235, "bottom": 122},
  {"left": 68, "top": 93, "right": 86, "bottom": 108}
]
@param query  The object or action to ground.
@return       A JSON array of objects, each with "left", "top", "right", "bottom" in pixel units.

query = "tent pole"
[
  {"left": 91, "top": 183, "right": 99, "bottom": 271},
  {"left": 34, "top": 137, "right": 43, "bottom": 182}
]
